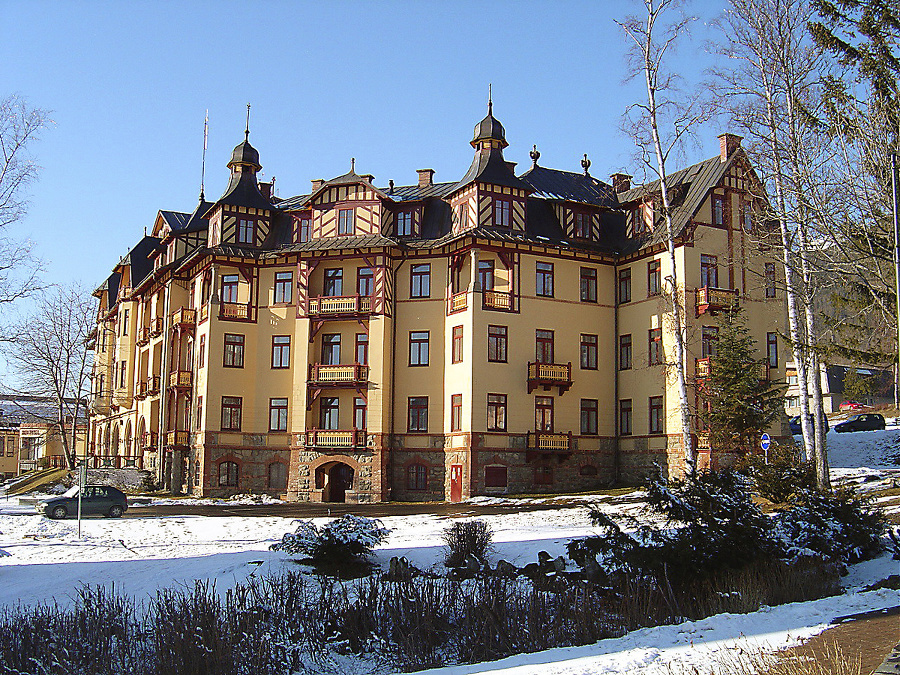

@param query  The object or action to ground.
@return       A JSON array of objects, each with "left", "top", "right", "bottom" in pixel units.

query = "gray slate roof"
[{"left": 519, "top": 164, "right": 618, "bottom": 208}]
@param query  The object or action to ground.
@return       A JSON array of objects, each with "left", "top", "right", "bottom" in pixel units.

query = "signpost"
[
  {"left": 760, "top": 433, "right": 771, "bottom": 463},
  {"left": 77, "top": 459, "right": 87, "bottom": 538}
]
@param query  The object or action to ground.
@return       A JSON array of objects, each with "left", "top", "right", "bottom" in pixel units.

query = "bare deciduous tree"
[
  {"left": 3, "top": 284, "right": 95, "bottom": 469},
  {"left": 712, "top": 0, "right": 832, "bottom": 490},
  {"left": 0, "top": 94, "right": 49, "bottom": 314},
  {"left": 617, "top": 0, "right": 712, "bottom": 472}
]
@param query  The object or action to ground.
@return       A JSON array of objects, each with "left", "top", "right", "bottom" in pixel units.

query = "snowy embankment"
[{"left": 0, "top": 425, "right": 897, "bottom": 674}]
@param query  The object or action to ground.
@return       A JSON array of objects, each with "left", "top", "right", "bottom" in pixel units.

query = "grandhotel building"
[{"left": 89, "top": 105, "right": 786, "bottom": 502}]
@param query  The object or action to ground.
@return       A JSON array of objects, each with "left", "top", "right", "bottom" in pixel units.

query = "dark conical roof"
[
  {"left": 471, "top": 101, "right": 508, "bottom": 149},
  {"left": 228, "top": 139, "right": 261, "bottom": 170}
]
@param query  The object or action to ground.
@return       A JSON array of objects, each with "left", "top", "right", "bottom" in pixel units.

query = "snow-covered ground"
[{"left": 0, "top": 426, "right": 897, "bottom": 674}]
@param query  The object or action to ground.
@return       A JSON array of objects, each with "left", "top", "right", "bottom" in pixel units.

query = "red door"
[{"left": 449, "top": 464, "right": 463, "bottom": 502}]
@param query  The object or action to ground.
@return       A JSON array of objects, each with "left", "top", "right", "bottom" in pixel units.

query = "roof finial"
[
  {"left": 488, "top": 83, "right": 493, "bottom": 115},
  {"left": 582, "top": 153, "right": 591, "bottom": 176},
  {"left": 245, "top": 103, "right": 251, "bottom": 142},
  {"left": 530, "top": 144, "right": 541, "bottom": 166},
  {"left": 351, "top": 157, "right": 356, "bottom": 172},
  {"left": 200, "top": 109, "right": 208, "bottom": 201}
]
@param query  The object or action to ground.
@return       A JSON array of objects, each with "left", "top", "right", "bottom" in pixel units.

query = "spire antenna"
[
  {"left": 488, "top": 83, "right": 493, "bottom": 115},
  {"left": 200, "top": 109, "right": 209, "bottom": 200},
  {"left": 245, "top": 103, "right": 251, "bottom": 141},
  {"left": 351, "top": 157, "right": 356, "bottom": 172}
]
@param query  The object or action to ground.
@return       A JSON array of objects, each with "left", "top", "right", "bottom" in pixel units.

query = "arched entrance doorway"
[{"left": 315, "top": 462, "right": 354, "bottom": 503}]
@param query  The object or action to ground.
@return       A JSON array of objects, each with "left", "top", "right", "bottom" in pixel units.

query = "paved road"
[{"left": 123, "top": 499, "right": 587, "bottom": 519}]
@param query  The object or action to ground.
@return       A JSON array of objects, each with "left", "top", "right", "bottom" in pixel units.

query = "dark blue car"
[{"left": 789, "top": 414, "right": 829, "bottom": 435}]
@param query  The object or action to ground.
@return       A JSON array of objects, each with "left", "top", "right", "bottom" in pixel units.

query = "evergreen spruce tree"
[
  {"left": 842, "top": 366, "right": 874, "bottom": 403},
  {"left": 699, "top": 310, "right": 786, "bottom": 453}
]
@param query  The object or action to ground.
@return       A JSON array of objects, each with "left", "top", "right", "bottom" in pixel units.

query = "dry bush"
[
  {"left": 664, "top": 641, "right": 862, "bottom": 674},
  {"left": 443, "top": 519, "right": 494, "bottom": 567}
]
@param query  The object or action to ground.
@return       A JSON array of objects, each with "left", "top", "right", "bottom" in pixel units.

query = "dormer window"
[
  {"left": 456, "top": 204, "right": 468, "bottom": 229},
  {"left": 574, "top": 211, "right": 591, "bottom": 239},
  {"left": 493, "top": 198, "right": 512, "bottom": 228},
  {"left": 396, "top": 210, "right": 414, "bottom": 237},
  {"left": 237, "top": 219, "right": 255, "bottom": 245},
  {"left": 297, "top": 216, "right": 311, "bottom": 243},
  {"left": 338, "top": 209, "right": 355, "bottom": 235}
]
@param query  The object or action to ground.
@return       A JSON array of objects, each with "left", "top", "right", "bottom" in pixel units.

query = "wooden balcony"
[
  {"left": 449, "top": 291, "right": 468, "bottom": 314},
  {"left": 696, "top": 357, "right": 711, "bottom": 378},
  {"left": 526, "top": 431, "right": 573, "bottom": 462},
  {"left": 220, "top": 302, "right": 250, "bottom": 320},
  {"left": 145, "top": 375, "right": 161, "bottom": 397},
  {"left": 199, "top": 303, "right": 209, "bottom": 322},
  {"left": 149, "top": 317, "right": 164, "bottom": 338},
  {"left": 134, "top": 380, "right": 147, "bottom": 400},
  {"left": 527, "top": 361, "right": 573, "bottom": 395},
  {"left": 136, "top": 326, "right": 150, "bottom": 346},
  {"left": 141, "top": 431, "right": 158, "bottom": 451},
  {"left": 696, "top": 286, "right": 739, "bottom": 316},
  {"left": 696, "top": 432, "right": 711, "bottom": 449},
  {"left": 169, "top": 370, "right": 193, "bottom": 389},
  {"left": 307, "top": 295, "right": 373, "bottom": 318},
  {"left": 304, "top": 429, "right": 366, "bottom": 448},
  {"left": 166, "top": 430, "right": 190, "bottom": 447},
  {"left": 482, "top": 290, "right": 514, "bottom": 312},
  {"left": 171, "top": 307, "right": 196, "bottom": 328},
  {"left": 308, "top": 363, "right": 368, "bottom": 386}
]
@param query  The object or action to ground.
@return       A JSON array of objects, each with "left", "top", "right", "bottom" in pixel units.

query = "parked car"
[
  {"left": 789, "top": 414, "right": 829, "bottom": 435},
  {"left": 37, "top": 485, "right": 128, "bottom": 519},
  {"left": 834, "top": 413, "right": 886, "bottom": 433},
  {"left": 839, "top": 400, "right": 865, "bottom": 412}
]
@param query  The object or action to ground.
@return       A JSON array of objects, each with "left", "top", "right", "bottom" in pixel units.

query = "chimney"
[
  {"left": 505, "top": 161, "right": 518, "bottom": 173},
  {"left": 610, "top": 173, "right": 632, "bottom": 193},
  {"left": 258, "top": 181, "right": 273, "bottom": 199},
  {"left": 311, "top": 179, "right": 324, "bottom": 192},
  {"left": 718, "top": 133, "right": 743, "bottom": 162},
  {"left": 417, "top": 169, "right": 435, "bottom": 187}
]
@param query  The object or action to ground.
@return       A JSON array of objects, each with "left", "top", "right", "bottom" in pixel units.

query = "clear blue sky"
[{"left": 3, "top": 0, "right": 726, "bottom": 290}]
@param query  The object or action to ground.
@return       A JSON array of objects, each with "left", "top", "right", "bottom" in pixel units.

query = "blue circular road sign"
[{"left": 760, "top": 433, "right": 771, "bottom": 451}]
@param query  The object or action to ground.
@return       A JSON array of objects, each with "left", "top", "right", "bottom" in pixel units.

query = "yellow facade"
[{"left": 89, "top": 113, "right": 786, "bottom": 501}]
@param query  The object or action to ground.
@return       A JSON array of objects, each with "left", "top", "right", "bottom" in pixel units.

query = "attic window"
[
  {"left": 396, "top": 210, "right": 415, "bottom": 237},
  {"left": 237, "top": 219, "right": 255, "bottom": 245},
  {"left": 297, "top": 216, "right": 311, "bottom": 243},
  {"left": 493, "top": 198, "right": 512, "bottom": 228},
  {"left": 574, "top": 210, "right": 591, "bottom": 239},
  {"left": 338, "top": 209, "right": 355, "bottom": 236}
]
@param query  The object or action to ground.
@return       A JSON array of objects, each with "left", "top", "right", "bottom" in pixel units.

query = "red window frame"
[
  {"left": 410, "top": 264, "right": 430, "bottom": 298},
  {"left": 321, "top": 333, "right": 341, "bottom": 365},
  {"left": 323, "top": 268, "right": 343, "bottom": 296},
  {"left": 272, "top": 335, "right": 291, "bottom": 369},
  {"left": 581, "top": 334, "right": 598, "bottom": 370},
  {"left": 535, "top": 329, "right": 555, "bottom": 364},
  {"left": 712, "top": 195, "right": 726, "bottom": 227},
  {"left": 648, "top": 260, "right": 661, "bottom": 296},
  {"left": 535, "top": 396, "right": 554, "bottom": 432},
  {"left": 619, "top": 399, "right": 632, "bottom": 436},
  {"left": 487, "top": 393, "right": 507, "bottom": 431},
  {"left": 355, "top": 333, "right": 369, "bottom": 365},
  {"left": 649, "top": 328, "right": 662, "bottom": 366},
  {"left": 354, "top": 397, "right": 367, "bottom": 430},
  {"left": 536, "top": 262, "right": 554, "bottom": 297},
  {"left": 452, "top": 325, "right": 463, "bottom": 363},
  {"left": 574, "top": 210, "right": 591, "bottom": 238},
  {"left": 274, "top": 271, "right": 293, "bottom": 304},
  {"left": 580, "top": 267, "right": 597, "bottom": 303},
  {"left": 337, "top": 208, "right": 355, "bottom": 235},
  {"left": 649, "top": 396, "right": 664, "bottom": 434},
  {"left": 409, "top": 331, "right": 429, "bottom": 366},
  {"left": 408, "top": 397, "right": 428, "bottom": 432},
  {"left": 406, "top": 463, "right": 427, "bottom": 491},
  {"left": 451, "top": 394, "right": 463, "bottom": 432},
  {"left": 221, "top": 275, "right": 239, "bottom": 303},
  {"left": 767, "top": 332, "right": 778, "bottom": 368},
  {"left": 701, "top": 255, "right": 719, "bottom": 288},
  {"left": 618, "top": 267, "right": 632, "bottom": 303},
  {"left": 619, "top": 334, "right": 632, "bottom": 370},
  {"left": 493, "top": 198, "right": 512, "bottom": 228},
  {"left": 356, "top": 267, "right": 374, "bottom": 297},
  {"left": 223, "top": 333, "right": 244, "bottom": 368},
  {"left": 269, "top": 398, "right": 288, "bottom": 432},
  {"left": 478, "top": 260, "right": 495, "bottom": 291},
  {"left": 396, "top": 210, "right": 415, "bottom": 237},
  {"left": 581, "top": 399, "right": 599, "bottom": 435},
  {"left": 765, "top": 262, "right": 777, "bottom": 298},
  {"left": 237, "top": 218, "right": 255, "bottom": 245},
  {"left": 218, "top": 461, "right": 239, "bottom": 487},
  {"left": 221, "top": 396, "right": 242, "bottom": 431},
  {"left": 488, "top": 325, "right": 508, "bottom": 362}
]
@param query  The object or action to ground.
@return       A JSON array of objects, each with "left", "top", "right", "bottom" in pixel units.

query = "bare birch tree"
[
  {"left": 617, "top": 0, "right": 711, "bottom": 472},
  {"left": 712, "top": 0, "right": 831, "bottom": 489},
  {"left": 3, "top": 284, "right": 95, "bottom": 469},
  {"left": 0, "top": 94, "right": 48, "bottom": 313}
]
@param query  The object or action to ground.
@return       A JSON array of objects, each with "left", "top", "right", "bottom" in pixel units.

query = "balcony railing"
[
  {"left": 169, "top": 370, "right": 193, "bottom": 388},
  {"left": 149, "top": 317, "right": 164, "bottom": 338},
  {"left": 307, "top": 295, "right": 373, "bottom": 318},
  {"left": 145, "top": 375, "right": 161, "bottom": 396},
  {"left": 696, "top": 357, "right": 711, "bottom": 378},
  {"left": 449, "top": 291, "right": 468, "bottom": 314},
  {"left": 220, "top": 302, "right": 250, "bottom": 319},
  {"left": 200, "top": 303, "right": 209, "bottom": 322},
  {"left": 308, "top": 363, "right": 368, "bottom": 385},
  {"left": 482, "top": 290, "right": 514, "bottom": 311},
  {"left": 696, "top": 432, "right": 711, "bottom": 449},
  {"left": 171, "top": 307, "right": 197, "bottom": 327},
  {"left": 134, "top": 380, "right": 148, "bottom": 400},
  {"left": 136, "top": 327, "right": 150, "bottom": 346},
  {"left": 141, "top": 431, "right": 158, "bottom": 451},
  {"left": 166, "top": 430, "right": 190, "bottom": 447},
  {"left": 527, "top": 361, "right": 573, "bottom": 394},
  {"left": 696, "top": 286, "right": 739, "bottom": 316},
  {"left": 527, "top": 431, "right": 573, "bottom": 452},
  {"left": 304, "top": 429, "right": 366, "bottom": 448}
]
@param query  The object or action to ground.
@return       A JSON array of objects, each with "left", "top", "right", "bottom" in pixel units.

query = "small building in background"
[{"left": 784, "top": 362, "right": 895, "bottom": 414}]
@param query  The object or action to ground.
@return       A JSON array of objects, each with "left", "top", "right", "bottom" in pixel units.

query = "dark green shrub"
[
  {"left": 270, "top": 514, "right": 390, "bottom": 566},
  {"left": 737, "top": 443, "right": 816, "bottom": 502}
]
